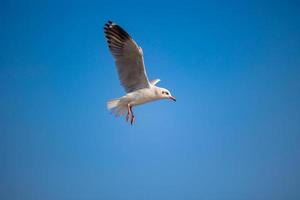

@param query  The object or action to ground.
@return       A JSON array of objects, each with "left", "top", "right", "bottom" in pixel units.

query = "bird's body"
[
  {"left": 108, "top": 86, "right": 169, "bottom": 110},
  {"left": 122, "top": 87, "right": 160, "bottom": 106},
  {"left": 104, "top": 21, "right": 175, "bottom": 124}
]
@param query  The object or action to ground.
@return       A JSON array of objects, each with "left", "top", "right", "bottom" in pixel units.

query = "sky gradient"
[{"left": 1, "top": 0, "right": 300, "bottom": 199}]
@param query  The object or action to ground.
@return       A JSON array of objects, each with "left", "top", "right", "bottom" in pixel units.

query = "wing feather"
[{"left": 104, "top": 21, "right": 150, "bottom": 93}]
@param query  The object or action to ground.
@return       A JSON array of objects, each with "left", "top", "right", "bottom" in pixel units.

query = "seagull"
[{"left": 104, "top": 21, "right": 176, "bottom": 125}]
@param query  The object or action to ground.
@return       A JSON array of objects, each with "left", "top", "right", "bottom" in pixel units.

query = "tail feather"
[
  {"left": 107, "top": 98, "right": 127, "bottom": 117},
  {"left": 107, "top": 98, "right": 120, "bottom": 110}
]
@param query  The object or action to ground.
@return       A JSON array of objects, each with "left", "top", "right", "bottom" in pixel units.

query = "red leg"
[
  {"left": 126, "top": 104, "right": 131, "bottom": 122},
  {"left": 130, "top": 106, "right": 135, "bottom": 125}
]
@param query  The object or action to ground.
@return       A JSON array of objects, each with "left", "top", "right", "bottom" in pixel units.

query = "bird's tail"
[
  {"left": 107, "top": 98, "right": 120, "bottom": 110},
  {"left": 107, "top": 98, "right": 127, "bottom": 117}
]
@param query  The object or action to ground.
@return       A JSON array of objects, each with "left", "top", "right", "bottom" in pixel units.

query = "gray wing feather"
[{"left": 104, "top": 21, "right": 150, "bottom": 93}]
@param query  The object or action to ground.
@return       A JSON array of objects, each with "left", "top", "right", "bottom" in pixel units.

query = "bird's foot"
[{"left": 131, "top": 115, "right": 135, "bottom": 125}]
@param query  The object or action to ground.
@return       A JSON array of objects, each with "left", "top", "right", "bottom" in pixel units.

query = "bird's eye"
[{"left": 165, "top": 92, "right": 169, "bottom": 95}]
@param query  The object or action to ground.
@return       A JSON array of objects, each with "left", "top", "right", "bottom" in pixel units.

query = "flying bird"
[{"left": 104, "top": 21, "right": 176, "bottom": 125}]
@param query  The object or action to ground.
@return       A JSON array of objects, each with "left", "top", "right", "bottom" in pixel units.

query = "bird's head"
[{"left": 156, "top": 87, "right": 176, "bottom": 102}]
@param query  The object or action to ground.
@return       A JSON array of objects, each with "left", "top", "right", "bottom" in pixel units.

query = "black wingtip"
[
  {"left": 104, "top": 20, "right": 115, "bottom": 29},
  {"left": 103, "top": 20, "right": 131, "bottom": 45}
]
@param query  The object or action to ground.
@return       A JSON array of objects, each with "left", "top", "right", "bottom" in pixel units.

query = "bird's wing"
[
  {"left": 104, "top": 21, "right": 150, "bottom": 93},
  {"left": 150, "top": 79, "right": 161, "bottom": 86}
]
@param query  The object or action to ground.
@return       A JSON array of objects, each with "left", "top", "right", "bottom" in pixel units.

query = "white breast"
[{"left": 127, "top": 88, "right": 158, "bottom": 106}]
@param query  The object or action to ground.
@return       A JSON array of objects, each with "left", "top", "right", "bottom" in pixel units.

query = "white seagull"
[{"left": 104, "top": 21, "right": 176, "bottom": 125}]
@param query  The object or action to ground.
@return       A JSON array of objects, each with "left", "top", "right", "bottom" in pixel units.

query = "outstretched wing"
[{"left": 104, "top": 21, "right": 150, "bottom": 93}]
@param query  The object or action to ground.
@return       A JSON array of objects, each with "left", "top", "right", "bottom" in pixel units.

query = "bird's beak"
[{"left": 169, "top": 96, "right": 176, "bottom": 102}]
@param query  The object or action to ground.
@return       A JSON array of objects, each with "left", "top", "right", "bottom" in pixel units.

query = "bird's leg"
[
  {"left": 126, "top": 104, "right": 131, "bottom": 122},
  {"left": 130, "top": 106, "right": 134, "bottom": 125}
]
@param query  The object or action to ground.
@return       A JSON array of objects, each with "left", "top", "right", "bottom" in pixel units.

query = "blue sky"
[{"left": 1, "top": 0, "right": 300, "bottom": 199}]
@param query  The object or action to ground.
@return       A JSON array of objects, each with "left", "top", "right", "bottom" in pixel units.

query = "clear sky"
[{"left": 1, "top": 0, "right": 300, "bottom": 199}]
